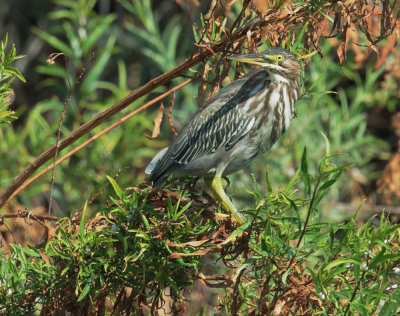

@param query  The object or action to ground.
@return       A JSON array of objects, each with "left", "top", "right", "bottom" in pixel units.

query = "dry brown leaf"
[
  {"left": 166, "top": 238, "right": 210, "bottom": 248},
  {"left": 146, "top": 103, "right": 164, "bottom": 139},
  {"left": 197, "top": 63, "right": 212, "bottom": 107},
  {"left": 168, "top": 246, "right": 217, "bottom": 259},
  {"left": 39, "top": 250, "right": 51, "bottom": 265}
]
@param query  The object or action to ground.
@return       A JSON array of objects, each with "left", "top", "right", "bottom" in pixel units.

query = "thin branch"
[
  {"left": 344, "top": 263, "right": 368, "bottom": 315},
  {"left": 167, "top": 93, "right": 178, "bottom": 137},
  {"left": 5, "top": 79, "right": 192, "bottom": 205},
  {"left": 231, "top": 267, "right": 247, "bottom": 315},
  {"left": 0, "top": 209, "right": 61, "bottom": 222},
  {"left": 48, "top": 54, "right": 94, "bottom": 215},
  {"left": 288, "top": 175, "right": 322, "bottom": 267}
]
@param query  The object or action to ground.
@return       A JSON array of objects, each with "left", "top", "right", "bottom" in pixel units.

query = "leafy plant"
[
  {"left": 0, "top": 34, "right": 25, "bottom": 125},
  {"left": 1, "top": 143, "right": 400, "bottom": 314}
]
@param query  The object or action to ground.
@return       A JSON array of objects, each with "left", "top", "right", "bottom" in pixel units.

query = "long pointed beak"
[{"left": 228, "top": 53, "right": 271, "bottom": 66}]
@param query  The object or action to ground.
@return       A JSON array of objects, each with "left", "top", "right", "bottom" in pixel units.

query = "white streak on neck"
[
  {"left": 269, "top": 86, "right": 281, "bottom": 109},
  {"left": 269, "top": 72, "right": 290, "bottom": 84},
  {"left": 282, "top": 85, "right": 291, "bottom": 130}
]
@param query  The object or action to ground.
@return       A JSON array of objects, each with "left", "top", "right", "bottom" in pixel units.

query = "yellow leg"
[{"left": 205, "top": 176, "right": 245, "bottom": 225}]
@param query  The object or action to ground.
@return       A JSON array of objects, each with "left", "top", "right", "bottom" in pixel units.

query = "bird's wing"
[{"left": 171, "top": 98, "right": 255, "bottom": 164}]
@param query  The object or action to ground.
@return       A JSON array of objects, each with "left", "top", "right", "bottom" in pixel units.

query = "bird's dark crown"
[{"left": 261, "top": 47, "right": 299, "bottom": 63}]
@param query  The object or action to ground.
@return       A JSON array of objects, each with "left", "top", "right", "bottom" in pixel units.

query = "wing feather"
[{"left": 172, "top": 102, "right": 255, "bottom": 164}]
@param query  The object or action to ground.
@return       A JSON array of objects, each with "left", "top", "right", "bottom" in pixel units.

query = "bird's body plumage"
[{"left": 146, "top": 47, "right": 302, "bottom": 224}]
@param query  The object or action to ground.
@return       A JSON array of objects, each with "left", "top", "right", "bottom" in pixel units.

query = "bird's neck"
[
  {"left": 269, "top": 71, "right": 299, "bottom": 87},
  {"left": 268, "top": 72, "right": 301, "bottom": 97},
  {"left": 268, "top": 71, "right": 301, "bottom": 130}
]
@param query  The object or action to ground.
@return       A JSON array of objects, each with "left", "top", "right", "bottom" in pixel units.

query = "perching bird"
[{"left": 145, "top": 47, "right": 302, "bottom": 225}]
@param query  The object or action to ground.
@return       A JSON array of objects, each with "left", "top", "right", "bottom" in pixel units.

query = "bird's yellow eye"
[{"left": 276, "top": 54, "right": 284, "bottom": 62}]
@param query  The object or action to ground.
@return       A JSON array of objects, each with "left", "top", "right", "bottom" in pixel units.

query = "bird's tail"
[{"left": 145, "top": 147, "right": 169, "bottom": 187}]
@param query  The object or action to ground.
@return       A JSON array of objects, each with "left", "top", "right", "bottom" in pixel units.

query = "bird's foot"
[{"left": 205, "top": 176, "right": 246, "bottom": 225}]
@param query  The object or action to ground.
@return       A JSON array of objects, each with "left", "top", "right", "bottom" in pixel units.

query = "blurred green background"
[{"left": 0, "top": 0, "right": 399, "bottom": 222}]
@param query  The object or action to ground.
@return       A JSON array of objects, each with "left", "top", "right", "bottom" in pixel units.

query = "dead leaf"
[
  {"left": 146, "top": 103, "right": 164, "bottom": 139},
  {"left": 166, "top": 238, "right": 210, "bottom": 248},
  {"left": 168, "top": 246, "right": 217, "bottom": 259},
  {"left": 39, "top": 250, "right": 51, "bottom": 265}
]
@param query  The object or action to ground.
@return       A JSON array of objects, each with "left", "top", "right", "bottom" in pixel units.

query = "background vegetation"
[{"left": 0, "top": 0, "right": 399, "bottom": 314}]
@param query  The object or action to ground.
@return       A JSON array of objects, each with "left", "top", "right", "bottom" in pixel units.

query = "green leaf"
[
  {"left": 80, "top": 201, "right": 87, "bottom": 242},
  {"left": 77, "top": 283, "right": 91, "bottom": 302},
  {"left": 318, "top": 178, "right": 339, "bottom": 191},
  {"left": 320, "top": 131, "right": 331, "bottom": 157},
  {"left": 82, "top": 14, "right": 116, "bottom": 54},
  {"left": 318, "top": 10, "right": 334, "bottom": 23},
  {"left": 32, "top": 27, "right": 73, "bottom": 56},
  {"left": 284, "top": 167, "right": 301, "bottom": 193},
  {"left": 175, "top": 201, "right": 192, "bottom": 218},
  {"left": 4, "top": 66, "right": 25, "bottom": 82},
  {"left": 324, "top": 258, "right": 361, "bottom": 272},
  {"left": 380, "top": 288, "right": 400, "bottom": 316},
  {"left": 81, "top": 36, "right": 116, "bottom": 95},
  {"left": 265, "top": 170, "right": 272, "bottom": 193},
  {"left": 11, "top": 244, "right": 40, "bottom": 258},
  {"left": 222, "top": 222, "right": 251, "bottom": 245},
  {"left": 140, "top": 212, "right": 151, "bottom": 231},
  {"left": 0, "top": 110, "right": 16, "bottom": 119},
  {"left": 370, "top": 253, "right": 400, "bottom": 270},
  {"left": 324, "top": 162, "right": 352, "bottom": 174},
  {"left": 300, "top": 147, "right": 308, "bottom": 174},
  {"left": 292, "top": 22, "right": 308, "bottom": 51},
  {"left": 106, "top": 175, "right": 123, "bottom": 199}
]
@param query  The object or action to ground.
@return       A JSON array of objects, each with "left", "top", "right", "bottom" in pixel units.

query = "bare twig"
[
  {"left": 167, "top": 93, "right": 178, "bottom": 136},
  {"left": 47, "top": 53, "right": 94, "bottom": 216},
  {"left": 0, "top": 209, "right": 61, "bottom": 223}
]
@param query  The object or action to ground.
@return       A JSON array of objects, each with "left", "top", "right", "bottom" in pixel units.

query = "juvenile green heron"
[{"left": 145, "top": 47, "right": 301, "bottom": 225}]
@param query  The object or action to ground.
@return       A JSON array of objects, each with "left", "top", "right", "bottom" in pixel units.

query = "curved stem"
[{"left": 288, "top": 174, "right": 322, "bottom": 267}]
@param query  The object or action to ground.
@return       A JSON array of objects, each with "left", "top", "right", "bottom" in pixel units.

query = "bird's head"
[{"left": 229, "top": 47, "right": 301, "bottom": 80}]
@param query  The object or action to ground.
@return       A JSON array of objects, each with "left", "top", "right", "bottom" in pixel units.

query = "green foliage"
[
  {"left": 118, "top": 0, "right": 180, "bottom": 73},
  {"left": 217, "top": 144, "right": 400, "bottom": 314},
  {"left": 0, "top": 183, "right": 213, "bottom": 313},
  {"left": 1, "top": 148, "right": 400, "bottom": 314},
  {"left": 117, "top": 0, "right": 199, "bottom": 122},
  {"left": 0, "top": 34, "right": 25, "bottom": 125},
  {"left": 0, "top": 0, "right": 156, "bottom": 210}
]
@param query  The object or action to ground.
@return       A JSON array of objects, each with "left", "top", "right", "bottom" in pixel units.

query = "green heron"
[{"left": 145, "top": 47, "right": 301, "bottom": 225}]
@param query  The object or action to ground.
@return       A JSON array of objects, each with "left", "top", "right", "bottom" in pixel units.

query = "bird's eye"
[{"left": 276, "top": 54, "right": 284, "bottom": 62}]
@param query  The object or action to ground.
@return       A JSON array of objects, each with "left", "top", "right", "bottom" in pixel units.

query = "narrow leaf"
[
  {"left": 222, "top": 222, "right": 251, "bottom": 245},
  {"left": 106, "top": 175, "right": 123, "bottom": 199},
  {"left": 77, "top": 283, "right": 91, "bottom": 302}
]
